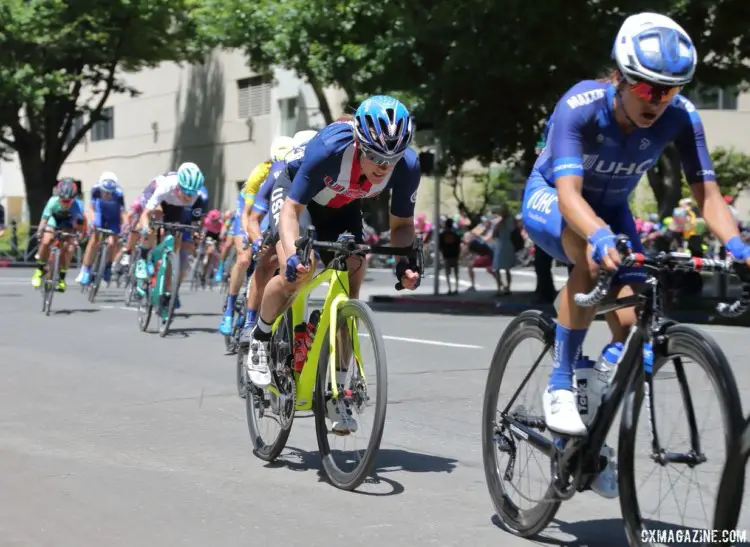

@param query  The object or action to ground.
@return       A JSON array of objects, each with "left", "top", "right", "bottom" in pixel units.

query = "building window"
[
  {"left": 91, "top": 107, "right": 114, "bottom": 141},
  {"left": 238, "top": 75, "right": 272, "bottom": 118},
  {"left": 686, "top": 85, "right": 739, "bottom": 110},
  {"left": 280, "top": 97, "right": 298, "bottom": 136},
  {"left": 65, "top": 114, "right": 84, "bottom": 146}
]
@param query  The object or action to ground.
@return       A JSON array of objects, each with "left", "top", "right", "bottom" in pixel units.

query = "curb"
[{"left": 368, "top": 295, "right": 750, "bottom": 327}]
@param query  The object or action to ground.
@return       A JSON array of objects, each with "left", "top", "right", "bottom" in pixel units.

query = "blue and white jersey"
[
  {"left": 532, "top": 80, "right": 714, "bottom": 208},
  {"left": 90, "top": 183, "right": 125, "bottom": 220},
  {"left": 286, "top": 121, "right": 421, "bottom": 218},
  {"left": 252, "top": 160, "right": 285, "bottom": 216}
]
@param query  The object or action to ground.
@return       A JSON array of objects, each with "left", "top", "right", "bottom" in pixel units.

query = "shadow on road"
[
  {"left": 265, "top": 446, "right": 457, "bottom": 496},
  {"left": 165, "top": 326, "right": 217, "bottom": 337},
  {"left": 490, "top": 514, "right": 718, "bottom": 546},
  {"left": 52, "top": 308, "right": 101, "bottom": 315},
  {"left": 176, "top": 312, "right": 223, "bottom": 319}
]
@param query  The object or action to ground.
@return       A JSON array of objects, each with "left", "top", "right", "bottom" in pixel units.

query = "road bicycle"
[
  {"left": 188, "top": 231, "right": 219, "bottom": 291},
  {"left": 239, "top": 227, "right": 423, "bottom": 490},
  {"left": 482, "top": 237, "right": 750, "bottom": 544},
  {"left": 40, "top": 229, "right": 75, "bottom": 315},
  {"left": 136, "top": 220, "right": 200, "bottom": 337},
  {"left": 86, "top": 227, "right": 117, "bottom": 303}
]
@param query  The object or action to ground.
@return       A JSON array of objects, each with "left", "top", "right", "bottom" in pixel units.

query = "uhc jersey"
[
  {"left": 91, "top": 184, "right": 125, "bottom": 220},
  {"left": 532, "top": 80, "right": 714, "bottom": 208},
  {"left": 286, "top": 122, "right": 421, "bottom": 218}
]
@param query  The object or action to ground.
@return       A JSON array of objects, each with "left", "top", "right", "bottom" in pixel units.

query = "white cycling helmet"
[
  {"left": 292, "top": 130, "right": 317, "bottom": 149},
  {"left": 269, "top": 136, "right": 293, "bottom": 162},
  {"left": 612, "top": 12, "right": 697, "bottom": 87}
]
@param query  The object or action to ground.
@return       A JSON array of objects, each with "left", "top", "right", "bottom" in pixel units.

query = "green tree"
[
  {"left": 0, "top": 0, "right": 203, "bottom": 221},
  {"left": 710, "top": 146, "right": 750, "bottom": 198}
]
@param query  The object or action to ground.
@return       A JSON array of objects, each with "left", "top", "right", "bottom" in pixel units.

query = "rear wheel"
[
  {"left": 89, "top": 242, "right": 108, "bottom": 303},
  {"left": 124, "top": 246, "right": 141, "bottom": 307},
  {"left": 246, "top": 308, "right": 295, "bottom": 461},
  {"left": 482, "top": 310, "right": 560, "bottom": 538},
  {"left": 44, "top": 249, "right": 61, "bottom": 316},
  {"left": 314, "top": 299, "right": 387, "bottom": 491}
]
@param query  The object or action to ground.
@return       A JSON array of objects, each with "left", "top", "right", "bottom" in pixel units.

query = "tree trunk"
[
  {"left": 647, "top": 142, "right": 682, "bottom": 219},
  {"left": 305, "top": 70, "right": 334, "bottom": 125}
]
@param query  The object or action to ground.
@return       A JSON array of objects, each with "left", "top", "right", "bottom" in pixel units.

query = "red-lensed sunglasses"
[
  {"left": 60, "top": 198, "right": 74, "bottom": 206},
  {"left": 629, "top": 81, "right": 681, "bottom": 104}
]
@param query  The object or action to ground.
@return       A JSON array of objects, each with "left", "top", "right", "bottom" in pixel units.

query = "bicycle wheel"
[
  {"left": 226, "top": 290, "right": 247, "bottom": 355},
  {"left": 158, "top": 250, "right": 180, "bottom": 337},
  {"left": 245, "top": 308, "right": 295, "bottom": 461},
  {"left": 124, "top": 246, "right": 141, "bottom": 307},
  {"left": 88, "top": 243, "right": 107, "bottom": 303},
  {"left": 137, "top": 281, "right": 153, "bottom": 332},
  {"left": 714, "top": 415, "right": 749, "bottom": 533},
  {"left": 313, "top": 299, "right": 387, "bottom": 491},
  {"left": 481, "top": 310, "right": 560, "bottom": 537},
  {"left": 44, "top": 249, "right": 61, "bottom": 316},
  {"left": 189, "top": 246, "right": 203, "bottom": 291},
  {"left": 618, "top": 324, "right": 744, "bottom": 546}
]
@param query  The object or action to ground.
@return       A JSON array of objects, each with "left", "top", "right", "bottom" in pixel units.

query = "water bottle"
[
  {"left": 574, "top": 357, "right": 597, "bottom": 426},
  {"left": 590, "top": 342, "right": 624, "bottom": 414}
]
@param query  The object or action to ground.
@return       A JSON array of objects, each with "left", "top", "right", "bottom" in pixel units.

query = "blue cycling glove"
[
  {"left": 726, "top": 236, "right": 750, "bottom": 261},
  {"left": 285, "top": 254, "right": 302, "bottom": 282},
  {"left": 588, "top": 227, "right": 618, "bottom": 265},
  {"left": 252, "top": 238, "right": 263, "bottom": 255}
]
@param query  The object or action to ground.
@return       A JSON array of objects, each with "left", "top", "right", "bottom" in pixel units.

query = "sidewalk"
[{"left": 368, "top": 287, "right": 750, "bottom": 327}]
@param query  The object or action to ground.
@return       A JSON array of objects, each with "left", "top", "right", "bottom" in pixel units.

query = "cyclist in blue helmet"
[
  {"left": 520, "top": 12, "right": 750, "bottom": 499},
  {"left": 243, "top": 96, "right": 422, "bottom": 435}
]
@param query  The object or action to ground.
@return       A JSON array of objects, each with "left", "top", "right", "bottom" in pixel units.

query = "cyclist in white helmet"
[{"left": 519, "top": 12, "right": 750, "bottom": 498}]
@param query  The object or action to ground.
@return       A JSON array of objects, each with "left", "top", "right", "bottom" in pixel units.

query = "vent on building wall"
[{"left": 237, "top": 75, "right": 272, "bottom": 118}]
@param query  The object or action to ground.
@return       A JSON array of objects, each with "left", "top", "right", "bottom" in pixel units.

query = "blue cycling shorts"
[
  {"left": 229, "top": 211, "right": 243, "bottom": 237},
  {"left": 521, "top": 172, "right": 646, "bottom": 285},
  {"left": 93, "top": 212, "right": 121, "bottom": 234}
]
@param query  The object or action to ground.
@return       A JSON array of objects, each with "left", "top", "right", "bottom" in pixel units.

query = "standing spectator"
[
  {"left": 439, "top": 218, "right": 461, "bottom": 294},
  {"left": 0, "top": 200, "right": 5, "bottom": 239},
  {"left": 491, "top": 203, "right": 517, "bottom": 295},
  {"left": 464, "top": 220, "right": 502, "bottom": 292}
]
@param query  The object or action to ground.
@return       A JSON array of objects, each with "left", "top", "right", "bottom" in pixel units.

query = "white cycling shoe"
[
  {"left": 543, "top": 388, "right": 587, "bottom": 436},
  {"left": 326, "top": 397, "right": 358, "bottom": 435},
  {"left": 247, "top": 334, "right": 272, "bottom": 388}
]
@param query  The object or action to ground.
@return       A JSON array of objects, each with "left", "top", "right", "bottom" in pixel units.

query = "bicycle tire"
[
  {"left": 482, "top": 310, "right": 560, "bottom": 537},
  {"left": 245, "top": 308, "right": 295, "bottom": 460},
  {"left": 714, "top": 415, "right": 750, "bottom": 533},
  {"left": 313, "top": 299, "right": 387, "bottom": 491},
  {"left": 137, "top": 282, "right": 152, "bottom": 332},
  {"left": 124, "top": 246, "right": 141, "bottom": 307},
  {"left": 618, "top": 324, "right": 744, "bottom": 546},
  {"left": 45, "top": 248, "right": 61, "bottom": 316},
  {"left": 158, "top": 250, "right": 179, "bottom": 337},
  {"left": 89, "top": 242, "right": 108, "bottom": 303}
]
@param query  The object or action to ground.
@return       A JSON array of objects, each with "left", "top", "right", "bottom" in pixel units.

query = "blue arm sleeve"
[
  {"left": 252, "top": 178, "right": 273, "bottom": 214},
  {"left": 389, "top": 154, "right": 421, "bottom": 218},
  {"left": 673, "top": 97, "right": 715, "bottom": 184},
  {"left": 287, "top": 139, "right": 330, "bottom": 205},
  {"left": 549, "top": 105, "right": 585, "bottom": 181}
]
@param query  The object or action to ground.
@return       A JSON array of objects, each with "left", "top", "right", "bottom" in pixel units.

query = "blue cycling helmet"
[
  {"left": 612, "top": 12, "right": 696, "bottom": 87},
  {"left": 177, "top": 162, "right": 204, "bottom": 195},
  {"left": 354, "top": 95, "right": 414, "bottom": 158},
  {"left": 98, "top": 171, "right": 119, "bottom": 192}
]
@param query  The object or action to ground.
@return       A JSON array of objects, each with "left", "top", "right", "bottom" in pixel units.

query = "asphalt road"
[{"left": 0, "top": 267, "right": 748, "bottom": 547}]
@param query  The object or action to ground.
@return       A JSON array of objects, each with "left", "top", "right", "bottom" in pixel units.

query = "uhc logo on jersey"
[{"left": 583, "top": 155, "right": 655, "bottom": 177}]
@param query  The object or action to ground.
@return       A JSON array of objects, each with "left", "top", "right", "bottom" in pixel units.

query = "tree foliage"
[
  {"left": 0, "top": 0, "right": 204, "bottom": 220},
  {"left": 710, "top": 147, "right": 750, "bottom": 198}
]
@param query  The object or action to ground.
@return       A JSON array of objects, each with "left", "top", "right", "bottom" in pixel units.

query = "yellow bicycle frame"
[{"left": 272, "top": 266, "right": 365, "bottom": 411}]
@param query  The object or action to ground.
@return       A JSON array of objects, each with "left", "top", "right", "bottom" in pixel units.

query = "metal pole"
[{"left": 433, "top": 141, "right": 441, "bottom": 295}]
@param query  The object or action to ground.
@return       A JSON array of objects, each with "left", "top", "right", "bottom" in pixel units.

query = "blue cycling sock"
[
  {"left": 549, "top": 324, "right": 587, "bottom": 392},
  {"left": 225, "top": 295, "right": 237, "bottom": 316},
  {"left": 244, "top": 308, "right": 258, "bottom": 328}
]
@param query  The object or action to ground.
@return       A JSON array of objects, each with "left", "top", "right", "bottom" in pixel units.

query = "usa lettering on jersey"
[
  {"left": 270, "top": 186, "right": 284, "bottom": 225},
  {"left": 566, "top": 89, "right": 606, "bottom": 109}
]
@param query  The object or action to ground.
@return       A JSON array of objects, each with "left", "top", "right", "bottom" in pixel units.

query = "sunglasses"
[
  {"left": 360, "top": 144, "right": 403, "bottom": 167},
  {"left": 629, "top": 81, "right": 681, "bottom": 104},
  {"left": 177, "top": 187, "right": 195, "bottom": 199},
  {"left": 60, "top": 198, "right": 74, "bottom": 206}
]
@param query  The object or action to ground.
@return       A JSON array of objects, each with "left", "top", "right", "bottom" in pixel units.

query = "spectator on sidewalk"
[
  {"left": 0, "top": 201, "right": 5, "bottom": 239},
  {"left": 491, "top": 203, "right": 517, "bottom": 296},
  {"left": 464, "top": 218, "right": 502, "bottom": 292},
  {"left": 439, "top": 217, "right": 461, "bottom": 294}
]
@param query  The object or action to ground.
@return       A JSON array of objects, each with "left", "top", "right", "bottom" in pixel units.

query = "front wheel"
[
  {"left": 313, "top": 299, "right": 387, "bottom": 491},
  {"left": 714, "top": 416, "right": 749, "bottom": 533},
  {"left": 618, "top": 324, "right": 744, "bottom": 546},
  {"left": 158, "top": 250, "right": 180, "bottom": 337}
]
